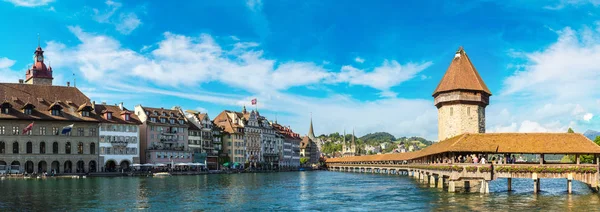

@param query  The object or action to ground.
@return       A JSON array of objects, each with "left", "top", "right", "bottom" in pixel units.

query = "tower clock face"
[{"left": 37, "top": 55, "right": 43, "bottom": 62}]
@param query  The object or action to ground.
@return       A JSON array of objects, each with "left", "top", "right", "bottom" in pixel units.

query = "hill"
[
  {"left": 584, "top": 130, "right": 600, "bottom": 140},
  {"left": 360, "top": 132, "right": 396, "bottom": 145}
]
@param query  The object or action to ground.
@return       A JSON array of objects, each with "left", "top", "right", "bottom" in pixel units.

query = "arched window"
[
  {"left": 65, "top": 142, "right": 71, "bottom": 154},
  {"left": 12, "top": 142, "right": 18, "bottom": 154},
  {"left": 0, "top": 142, "right": 4, "bottom": 154},
  {"left": 26, "top": 142, "right": 32, "bottom": 154},
  {"left": 40, "top": 142, "right": 46, "bottom": 154},
  {"left": 77, "top": 142, "right": 83, "bottom": 154},
  {"left": 52, "top": 142, "right": 58, "bottom": 154},
  {"left": 90, "top": 143, "right": 95, "bottom": 155}
]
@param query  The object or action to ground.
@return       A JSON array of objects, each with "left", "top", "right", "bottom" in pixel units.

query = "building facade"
[
  {"left": 341, "top": 130, "right": 359, "bottom": 157},
  {"left": 272, "top": 122, "right": 301, "bottom": 168},
  {"left": 134, "top": 106, "right": 192, "bottom": 164},
  {"left": 243, "top": 109, "right": 261, "bottom": 167},
  {"left": 185, "top": 110, "right": 220, "bottom": 169},
  {"left": 0, "top": 45, "right": 99, "bottom": 174},
  {"left": 213, "top": 110, "right": 246, "bottom": 165},
  {"left": 96, "top": 102, "right": 141, "bottom": 172},
  {"left": 433, "top": 47, "right": 491, "bottom": 141}
]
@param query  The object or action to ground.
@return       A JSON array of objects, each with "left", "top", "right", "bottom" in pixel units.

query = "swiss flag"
[
  {"left": 23, "top": 122, "right": 34, "bottom": 135},
  {"left": 251, "top": 98, "right": 257, "bottom": 105}
]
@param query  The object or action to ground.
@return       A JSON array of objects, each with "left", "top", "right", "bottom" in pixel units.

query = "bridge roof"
[{"left": 326, "top": 133, "right": 600, "bottom": 163}]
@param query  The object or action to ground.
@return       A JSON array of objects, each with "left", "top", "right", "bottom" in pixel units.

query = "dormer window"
[
  {"left": 49, "top": 103, "right": 63, "bottom": 116},
  {"left": 24, "top": 108, "right": 32, "bottom": 115},
  {"left": 21, "top": 102, "right": 35, "bottom": 115},
  {"left": 145, "top": 111, "right": 149, "bottom": 115},
  {"left": 179, "top": 120, "right": 184, "bottom": 125},
  {"left": 125, "top": 114, "right": 130, "bottom": 121},
  {"left": 150, "top": 117, "right": 156, "bottom": 122},
  {"left": 162, "top": 112, "right": 167, "bottom": 116},
  {"left": 171, "top": 113, "right": 175, "bottom": 117},
  {"left": 161, "top": 118, "right": 166, "bottom": 123},
  {"left": 170, "top": 119, "right": 175, "bottom": 124},
  {"left": 1, "top": 102, "right": 11, "bottom": 114},
  {"left": 106, "top": 112, "right": 113, "bottom": 120},
  {"left": 81, "top": 111, "right": 90, "bottom": 117},
  {"left": 153, "top": 111, "right": 158, "bottom": 116}
]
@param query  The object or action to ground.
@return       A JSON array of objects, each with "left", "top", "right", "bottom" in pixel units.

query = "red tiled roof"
[
  {"left": 0, "top": 83, "right": 100, "bottom": 122},
  {"left": 433, "top": 47, "right": 491, "bottom": 96},
  {"left": 94, "top": 104, "right": 142, "bottom": 125}
]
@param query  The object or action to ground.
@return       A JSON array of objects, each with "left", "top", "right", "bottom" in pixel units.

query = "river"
[{"left": 1, "top": 171, "right": 600, "bottom": 211}]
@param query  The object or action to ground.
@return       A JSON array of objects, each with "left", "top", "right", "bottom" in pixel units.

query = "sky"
[{"left": 2, "top": 0, "right": 600, "bottom": 141}]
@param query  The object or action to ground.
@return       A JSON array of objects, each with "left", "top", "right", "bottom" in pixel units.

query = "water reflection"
[{"left": 1, "top": 172, "right": 600, "bottom": 210}]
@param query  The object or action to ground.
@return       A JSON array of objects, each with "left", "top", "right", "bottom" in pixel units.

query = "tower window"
[
  {"left": 450, "top": 107, "right": 453, "bottom": 116},
  {"left": 467, "top": 107, "right": 471, "bottom": 116}
]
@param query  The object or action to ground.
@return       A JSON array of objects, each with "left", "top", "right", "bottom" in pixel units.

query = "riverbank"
[{"left": 0, "top": 167, "right": 317, "bottom": 179}]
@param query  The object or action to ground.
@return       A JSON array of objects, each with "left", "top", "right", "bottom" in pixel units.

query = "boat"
[
  {"left": 153, "top": 172, "right": 171, "bottom": 177},
  {"left": 299, "top": 168, "right": 305, "bottom": 171}
]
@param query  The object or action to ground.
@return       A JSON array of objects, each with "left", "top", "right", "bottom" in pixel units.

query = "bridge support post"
[
  {"left": 507, "top": 178, "right": 512, "bottom": 191},
  {"left": 437, "top": 176, "right": 443, "bottom": 189},
  {"left": 533, "top": 177, "right": 541, "bottom": 194},
  {"left": 448, "top": 181, "right": 456, "bottom": 192},
  {"left": 429, "top": 175, "right": 436, "bottom": 187},
  {"left": 567, "top": 173, "right": 573, "bottom": 194},
  {"left": 480, "top": 180, "right": 489, "bottom": 194}
]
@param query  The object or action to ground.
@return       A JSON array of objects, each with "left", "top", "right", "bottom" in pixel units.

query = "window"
[
  {"left": 179, "top": 120, "right": 184, "bottom": 125},
  {"left": 51, "top": 109, "right": 61, "bottom": 116},
  {"left": 467, "top": 107, "right": 471, "bottom": 116},
  {"left": 24, "top": 108, "right": 32, "bottom": 115},
  {"left": 38, "top": 127, "right": 46, "bottom": 135},
  {"left": 162, "top": 112, "right": 167, "bottom": 116},
  {"left": 78, "top": 142, "right": 83, "bottom": 154},
  {"left": 81, "top": 111, "right": 90, "bottom": 117},
  {"left": 52, "top": 127, "right": 59, "bottom": 135},
  {"left": 77, "top": 128, "right": 84, "bottom": 136},
  {"left": 151, "top": 117, "right": 156, "bottom": 122},
  {"left": 170, "top": 119, "right": 175, "bottom": 124},
  {"left": 13, "top": 142, "right": 19, "bottom": 153},
  {"left": 145, "top": 111, "right": 150, "bottom": 115},
  {"left": 0, "top": 142, "right": 4, "bottom": 153},
  {"left": 89, "top": 128, "right": 97, "bottom": 136},
  {"left": 125, "top": 114, "right": 130, "bottom": 121},
  {"left": 90, "top": 143, "right": 95, "bottom": 154},
  {"left": 107, "top": 112, "right": 112, "bottom": 120},
  {"left": 161, "top": 118, "right": 166, "bottom": 123},
  {"left": 450, "top": 107, "right": 453, "bottom": 116},
  {"left": 65, "top": 142, "right": 71, "bottom": 154},
  {"left": 53, "top": 142, "right": 58, "bottom": 154},
  {"left": 0, "top": 126, "right": 4, "bottom": 135},
  {"left": 12, "top": 126, "right": 18, "bottom": 135},
  {"left": 1, "top": 107, "right": 8, "bottom": 114},
  {"left": 39, "top": 142, "right": 46, "bottom": 154}
]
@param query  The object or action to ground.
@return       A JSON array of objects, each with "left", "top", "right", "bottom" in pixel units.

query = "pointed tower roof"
[
  {"left": 433, "top": 47, "right": 491, "bottom": 96},
  {"left": 308, "top": 114, "right": 316, "bottom": 140},
  {"left": 351, "top": 128, "right": 355, "bottom": 145}
]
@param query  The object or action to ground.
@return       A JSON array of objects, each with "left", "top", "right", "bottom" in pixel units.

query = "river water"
[{"left": 1, "top": 171, "right": 600, "bottom": 211}]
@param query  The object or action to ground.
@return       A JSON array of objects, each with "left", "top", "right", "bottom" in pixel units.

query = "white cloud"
[
  {"left": 544, "top": 0, "right": 600, "bottom": 10},
  {"left": 355, "top": 57, "right": 365, "bottom": 63},
  {"left": 334, "top": 60, "right": 432, "bottom": 97},
  {"left": 0, "top": 57, "right": 22, "bottom": 83},
  {"left": 92, "top": 0, "right": 141, "bottom": 34},
  {"left": 4, "top": 0, "right": 53, "bottom": 7},
  {"left": 43, "top": 26, "right": 439, "bottom": 139},
  {"left": 246, "top": 0, "right": 262, "bottom": 12},
  {"left": 584, "top": 113, "right": 594, "bottom": 121},
  {"left": 497, "top": 24, "right": 600, "bottom": 133},
  {"left": 115, "top": 12, "right": 141, "bottom": 34}
]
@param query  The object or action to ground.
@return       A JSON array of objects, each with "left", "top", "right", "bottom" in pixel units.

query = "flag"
[
  {"left": 22, "top": 122, "right": 34, "bottom": 135},
  {"left": 61, "top": 124, "right": 74, "bottom": 135},
  {"left": 251, "top": 98, "right": 257, "bottom": 105}
]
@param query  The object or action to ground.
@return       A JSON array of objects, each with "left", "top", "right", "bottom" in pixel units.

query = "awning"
[
  {"left": 132, "top": 164, "right": 142, "bottom": 167},
  {"left": 155, "top": 163, "right": 167, "bottom": 167}
]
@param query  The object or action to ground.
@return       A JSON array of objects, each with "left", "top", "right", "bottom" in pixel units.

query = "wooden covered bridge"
[{"left": 325, "top": 133, "right": 600, "bottom": 194}]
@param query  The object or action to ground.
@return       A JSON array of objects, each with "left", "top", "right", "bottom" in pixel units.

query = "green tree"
[
  {"left": 300, "top": 157, "right": 309, "bottom": 165},
  {"left": 567, "top": 128, "right": 575, "bottom": 133},
  {"left": 594, "top": 136, "right": 600, "bottom": 146}
]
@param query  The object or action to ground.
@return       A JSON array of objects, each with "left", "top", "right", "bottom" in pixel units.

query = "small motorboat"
[{"left": 153, "top": 172, "right": 171, "bottom": 177}]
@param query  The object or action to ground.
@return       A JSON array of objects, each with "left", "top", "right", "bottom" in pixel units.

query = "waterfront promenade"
[{"left": 326, "top": 133, "right": 600, "bottom": 194}]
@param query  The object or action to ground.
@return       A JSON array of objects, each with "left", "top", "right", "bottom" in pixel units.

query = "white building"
[{"left": 95, "top": 102, "right": 141, "bottom": 171}]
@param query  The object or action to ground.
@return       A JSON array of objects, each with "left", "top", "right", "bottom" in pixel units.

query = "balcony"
[
  {"left": 110, "top": 141, "right": 128, "bottom": 147},
  {"left": 160, "top": 137, "right": 178, "bottom": 143}
]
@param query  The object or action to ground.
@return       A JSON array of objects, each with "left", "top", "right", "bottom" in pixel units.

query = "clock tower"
[{"left": 25, "top": 45, "right": 53, "bottom": 85}]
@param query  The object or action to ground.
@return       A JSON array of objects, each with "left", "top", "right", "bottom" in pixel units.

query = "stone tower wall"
[
  {"left": 437, "top": 104, "right": 485, "bottom": 141},
  {"left": 25, "top": 78, "right": 52, "bottom": 86}
]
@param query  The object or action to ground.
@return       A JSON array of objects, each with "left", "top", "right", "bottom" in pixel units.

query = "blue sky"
[{"left": 2, "top": 0, "right": 600, "bottom": 140}]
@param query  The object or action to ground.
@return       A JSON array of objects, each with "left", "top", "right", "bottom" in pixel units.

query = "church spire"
[
  {"left": 308, "top": 112, "right": 316, "bottom": 139},
  {"left": 352, "top": 128, "right": 355, "bottom": 145}
]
